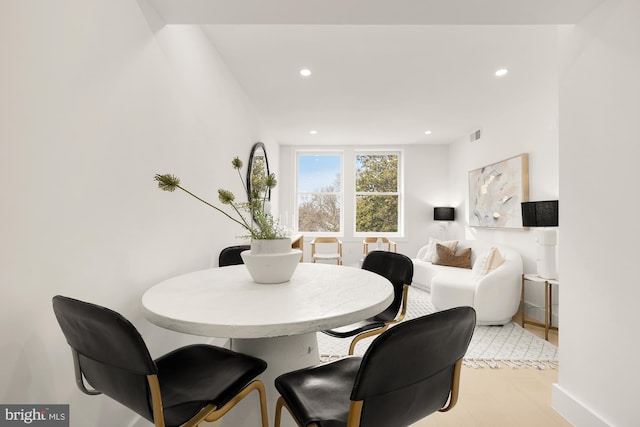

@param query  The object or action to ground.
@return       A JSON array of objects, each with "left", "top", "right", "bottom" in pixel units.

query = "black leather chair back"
[
  {"left": 52, "top": 296, "right": 156, "bottom": 422},
  {"left": 219, "top": 245, "right": 251, "bottom": 267},
  {"left": 352, "top": 306, "right": 476, "bottom": 426},
  {"left": 361, "top": 251, "right": 413, "bottom": 322}
]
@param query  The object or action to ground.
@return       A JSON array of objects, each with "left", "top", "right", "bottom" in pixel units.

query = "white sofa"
[{"left": 412, "top": 240, "right": 523, "bottom": 325}]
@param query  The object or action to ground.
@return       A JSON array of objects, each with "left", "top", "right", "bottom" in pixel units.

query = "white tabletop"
[
  {"left": 141, "top": 263, "right": 394, "bottom": 339},
  {"left": 523, "top": 273, "right": 559, "bottom": 285}
]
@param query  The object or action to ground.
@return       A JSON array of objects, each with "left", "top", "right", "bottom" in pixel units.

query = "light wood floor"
[
  {"left": 214, "top": 313, "right": 568, "bottom": 427},
  {"left": 411, "top": 313, "right": 569, "bottom": 427}
]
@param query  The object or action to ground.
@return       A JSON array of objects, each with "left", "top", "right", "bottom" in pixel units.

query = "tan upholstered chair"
[
  {"left": 310, "top": 237, "right": 343, "bottom": 265},
  {"left": 362, "top": 237, "right": 397, "bottom": 256}
]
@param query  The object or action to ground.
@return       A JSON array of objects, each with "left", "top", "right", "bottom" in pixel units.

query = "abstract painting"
[{"left": 468, "top": 154, "right": 529, "bottom": 228}]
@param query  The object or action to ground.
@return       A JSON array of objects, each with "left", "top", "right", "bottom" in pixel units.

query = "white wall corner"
[
  {"left": 136, "top": 0, "right": 166, "bottom": 33},
  {"left": 552, "top": 384, "right": 612, "bottom": 427}
]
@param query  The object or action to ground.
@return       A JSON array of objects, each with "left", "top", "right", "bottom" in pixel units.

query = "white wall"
[
  {"left": 554, "top": 0, "right": 640, "bottom": 425},
  {"left": 5, "top": 1, "right": 636, "bottom": 425},
  {"left": 0, "top": 1, "right": 269, "bottom": 426},
  {"left": 278, "top": 144, "right": 449, "bottom": 265},
  {"left": 447, "top": 27, "right": 560, "bottom": 321}
]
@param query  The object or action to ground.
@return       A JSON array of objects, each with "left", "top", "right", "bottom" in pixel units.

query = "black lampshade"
[
  {"left": 521, "top": 200, "right": 559, "bottom": 227},
  {"left": 434, "top": 207, "right": 455, "bottom": 221}
]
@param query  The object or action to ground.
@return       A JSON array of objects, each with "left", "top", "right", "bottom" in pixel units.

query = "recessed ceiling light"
[
  {"left": 300, "top": 68, "right": 312, "bottom": 77},
  {"left": 309, "top": 130, "right": 318, "bottom": 134},
  {"left": 495, "top": 68, "right": 509, "bottom": 77},
  {"left": 424, "top": 130, "right": 432, "bottom": 135}
]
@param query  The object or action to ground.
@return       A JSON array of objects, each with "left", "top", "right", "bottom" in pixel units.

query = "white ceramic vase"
[{"left": 240, "top": 238, "right": 302, "bottom": 284}]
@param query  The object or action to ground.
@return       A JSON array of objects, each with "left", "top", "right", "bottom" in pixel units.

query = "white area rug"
[{"left": 318, "top": 287, "right": 559, "bottom": 369}]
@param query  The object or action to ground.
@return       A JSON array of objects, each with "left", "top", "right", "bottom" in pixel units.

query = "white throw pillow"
[
  {"left": 472, "top": 247, "right": 505, "bottom": 280},
  {"left": 422, "top": 238, "right": 458, "bottom": 262}
]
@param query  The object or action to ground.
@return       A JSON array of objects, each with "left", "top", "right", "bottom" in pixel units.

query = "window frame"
[
  {"left": 294, "top": 150, "right": 344, "bottom": 236},
  {"left": 353, "top": 149, "right": 404, "bottom": 238}
]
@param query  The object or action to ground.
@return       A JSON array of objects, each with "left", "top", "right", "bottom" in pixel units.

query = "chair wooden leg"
[
  {"left": 346, "top": 400, "right": 364, "bottom": 427},
  {"left": 180, "top": 380, "right": 269, "bottom": 427},
  {"left": 215, "top": 380, "right": 268, "bottom": 427},
  {"left": 275, "top": 397, "right": 305, "bottom": 427},
  {"left": 147, "top": 375, "right": 166, "bottom": 427},
  {"left": 387, "top": 285, "right": 410, "bottom": 325},
  {"left": 274, "top": 397, "right": 284, "bottom": 427},
  {"left": 348, "top": 326, "right": 388, "bottom": 355},
  {"left": 439, "top": 359, "right": 462, "bottom": 413},
  {"left": 254, "top": 380, "right": 269, "bottom": 427}
]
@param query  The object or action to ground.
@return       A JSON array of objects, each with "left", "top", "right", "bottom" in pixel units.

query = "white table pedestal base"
[{"left": 224, "top": 333, "right": 321, "bottom": 427}]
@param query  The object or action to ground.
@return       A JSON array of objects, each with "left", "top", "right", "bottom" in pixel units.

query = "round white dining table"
[{"left": 141, "top": 262, "right": 394, "bottom": 427}]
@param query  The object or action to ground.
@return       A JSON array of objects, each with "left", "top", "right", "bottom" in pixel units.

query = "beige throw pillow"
[
  {"left": 433, "top": 244, "right": 472, "bottom": 269},
  {"left": 423, "top": 238, "right": 458, "bottom": 262},
  {"left": 471, "top": 247, "right": 505, "bottom": 280}
]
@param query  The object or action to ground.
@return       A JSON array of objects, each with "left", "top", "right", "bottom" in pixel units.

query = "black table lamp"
[
  {"left": 521, "top": 200, "right": 559, "bottom": 279},
  {"left": 521, "top": 200, "right": 558, "bottom": 228},
  {"left": 434, "top": 207, "right": 455, "bottom": 240}
]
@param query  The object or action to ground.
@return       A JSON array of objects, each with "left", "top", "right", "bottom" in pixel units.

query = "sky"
[{"left": 298, "top": 154, "right": 341, "bottom": 192}]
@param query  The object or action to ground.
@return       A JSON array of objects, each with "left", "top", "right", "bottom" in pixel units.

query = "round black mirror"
[{"left": 246, "top": 142, "right": 270, "bottom": 203}]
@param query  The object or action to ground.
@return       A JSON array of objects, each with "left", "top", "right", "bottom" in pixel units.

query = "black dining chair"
[
  {"left": 52, "top": 295, "right": 269, "bottom": 427},
  {"left": 322, "top": 251, "right": 414, "bottom": 355},
  {"left": 218, "top": 244, "right": 251, "bottom": 267},
  {"left": 274, "top": 306, "right": 476, "bottom": 427}
]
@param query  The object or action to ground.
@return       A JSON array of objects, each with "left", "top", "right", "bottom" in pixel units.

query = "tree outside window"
[
  {"left": 355, "top": 153, "right": 399, "bottom": 233},
  {"left": 296, "top": 154, "right": 342, "bottom": 233}
]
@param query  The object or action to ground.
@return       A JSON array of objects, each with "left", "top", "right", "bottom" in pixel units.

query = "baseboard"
[
  {"left": 523, "top": 301, "right": 559, "bottom": 326},
  {"left": 412, "top": 282, "right": 430, "bottom": 292},
  {"left": 552, "top": 383, "right": 612, "bottom": 427}
]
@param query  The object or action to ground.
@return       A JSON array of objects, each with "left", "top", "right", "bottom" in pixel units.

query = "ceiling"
[{"left": 147, "top": 0, "right": 603, "bottom": 145}]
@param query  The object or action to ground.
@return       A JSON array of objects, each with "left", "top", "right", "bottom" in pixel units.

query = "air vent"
[{"left": 470, "top": 129, "right": 482, "bottom": 142}]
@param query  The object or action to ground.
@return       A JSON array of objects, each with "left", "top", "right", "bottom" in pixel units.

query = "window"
[
  {"left": 296, "top": 153, "right": 342, "bottom": 233},
  {"left": 355, "top": 152, "right": 400, "bottom": 233}
]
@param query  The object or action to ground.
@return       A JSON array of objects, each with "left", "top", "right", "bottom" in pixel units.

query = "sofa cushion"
[
  {"left": 411, "top": 261, "right": 437, "bottom": 292},
  {"left": 421, "top": 237, "right": 458, "bottom": 262},
  {"left": 433, "top": 244, "right": 472, "bottom": 269},
  {"left": 471, "top": 247, "right": 505, "bottom": 280},
  {"left": 430, "top": 268, "right": 477, "bottom": 309}
]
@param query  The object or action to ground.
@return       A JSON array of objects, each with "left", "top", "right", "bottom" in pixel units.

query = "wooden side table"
[
  {"left": 521, "top": 273, "right": 559, "bottom": 340},
  {"left": 290, "top": 234, "right": 304, "bottom": 262}
]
